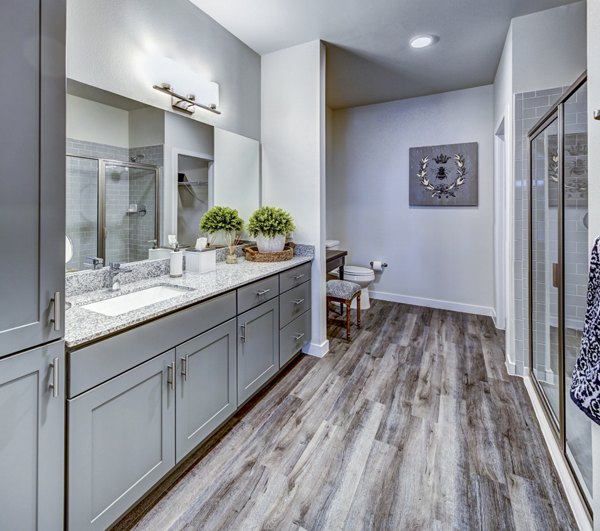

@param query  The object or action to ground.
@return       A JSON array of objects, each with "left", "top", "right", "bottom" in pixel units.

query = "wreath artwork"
[
  {"left": 409, "top": 142, "right": 478, "bottom": 206},
  {"left": 417, "top": 154, "right": 466, "bottom": 199},
  {"left": 547, "top": 131, "right": 588, "bottom": 207}
]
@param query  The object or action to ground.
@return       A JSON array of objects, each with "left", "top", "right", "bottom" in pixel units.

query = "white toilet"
[{"left": 326, "top": 240, "right": 375, "bottom": 309}]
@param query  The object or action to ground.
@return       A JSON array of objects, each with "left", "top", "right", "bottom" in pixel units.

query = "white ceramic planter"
[{"left": 256, "top": 234, "right": 286, "bottom": 253}]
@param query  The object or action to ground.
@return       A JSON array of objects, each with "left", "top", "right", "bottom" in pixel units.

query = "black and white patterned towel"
[{"left": 570, "top": 236, "right": 600, "bottom": 424}]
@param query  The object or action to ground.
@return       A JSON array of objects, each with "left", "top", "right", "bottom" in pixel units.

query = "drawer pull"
[
  {"left": 240, "top": 322, "right": 247, "bottom": 342},
  {"left": 292, "top": 298, "right": 305, "bottom": 305},
  {"left": 293, "top": 333, "right": 305, "bottom": 341},
  {"left": 293, "top": 274, "right": 305, "bottom": 280},
  {"left": 51, "top": 292, "right": 61, "bottom": 332},
  {"left": 49, "top": 357, "right": 59, "bottom": 398},
  {"left": 167, "top": 361, "right": 175, "bottom": 391},
  {"left": 181, "top": 355, "right": 189, "bottom": 382},
  {"left": 256, "top": 289, "right": 271, "bottom": 296}
]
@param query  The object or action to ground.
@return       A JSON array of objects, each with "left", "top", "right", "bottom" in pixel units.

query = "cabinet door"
[
  {"left": 176, "top": 319, "right": 237, "bottom": 462},
  {"left": 0, "top": 342, "right": 65, "bottom": 531},
  {"left": 0, "top": 0, "right": 66, "bottom": 356},
  {"left": 237, "top": 298, "right": 280, "bottom": 405},
  {"left": 68, "top": 350, "right": 176, "bottom": 531}
]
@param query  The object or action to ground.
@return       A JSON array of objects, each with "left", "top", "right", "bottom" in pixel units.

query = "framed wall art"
[{"left": 409, "top": 142, "right": 478, "bottom": 206}]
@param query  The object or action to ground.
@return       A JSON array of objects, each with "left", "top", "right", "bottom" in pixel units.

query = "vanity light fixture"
[
  {"left": 409, "top": 34, "right": 438, "bottom": 49},
  {"left": 153, "top": 82, "right": 221, "bottom": 115}
]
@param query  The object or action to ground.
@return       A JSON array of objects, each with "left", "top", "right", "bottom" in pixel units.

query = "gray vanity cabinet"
[
  {"left": 176, "top": 319, "right": 237, "bottom": 462},
  {"left": 68, "top": 350, "right": 176, "bottom": 531},
  {"left": 237, "top": 298, "right": 280, "bottom": 405},
  {"left": 0, "top": 0, "right": 66, "bottom": 357},
  {"left": 0, "top": 343, "right": 64, "bottom": 531}
]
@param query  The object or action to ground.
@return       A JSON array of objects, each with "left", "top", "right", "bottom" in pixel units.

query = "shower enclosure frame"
[
  {"left": 66, "top": 154, "right": 161, "bottom": 264},
  {"left": 527, "top": 71, "right": 590, "bottom": 516}
]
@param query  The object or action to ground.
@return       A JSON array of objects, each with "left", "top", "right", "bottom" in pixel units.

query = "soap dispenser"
[{"left": 170, "top": 243, "right": 183, "bottom": 278}]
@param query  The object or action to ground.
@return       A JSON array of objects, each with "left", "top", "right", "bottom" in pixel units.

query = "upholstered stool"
[{"left": 326, "top": 280, "right": 361, "bottom": 341}]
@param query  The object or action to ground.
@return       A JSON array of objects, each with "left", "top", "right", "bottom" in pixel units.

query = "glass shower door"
[
  {"left": 562, "top": 82, "right": 592, "bottom": 502},
  {"left": 530, "top": 118, "right": 561, "bottom": 424},
  {"left": 102, "top": 161, "right": 158, "bottom": 264},
  {"left": 529, "top": 75, "right": 592, "bottom": 512}
]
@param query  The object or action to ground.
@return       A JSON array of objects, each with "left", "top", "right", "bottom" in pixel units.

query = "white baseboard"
[
  {"left": 490, "top": 308, "right": 498, "bottom": 328},
  {"left": 369, "top": 290, "right": 494, "bottom": 318},
  {"left": 505, "top": 358, "right": 517, "bottom": 376},
  {"left": 523, "top": 376, "right": 592, "bottom": 531},
  {"left": 303, "top": 339, "right": 330, "bottom": 358}
]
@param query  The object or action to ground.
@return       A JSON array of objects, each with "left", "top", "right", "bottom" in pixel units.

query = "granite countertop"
[{"left": 65, "top": 256, "right": 311, "bottom": 349}]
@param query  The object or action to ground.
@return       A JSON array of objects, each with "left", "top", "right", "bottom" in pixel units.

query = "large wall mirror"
[{"left": 65, "top": 80, "right": 260, "bottom": 272}]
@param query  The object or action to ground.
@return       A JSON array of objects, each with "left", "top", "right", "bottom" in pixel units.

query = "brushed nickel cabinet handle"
[
  {"left": 240, "top": 322, "right": 247, "bottom": 342},
  {"left": 167, "top": 361, "right": 175, "bottom": 390},
  {"left": 51, "top": 292, "right": 61, "bottom": 332},
  {"left": 293, "top": 274, "right": 305, "bottom": 280},
  {"left": 292, "top": 298, "right": 305, "bottom": 305},
  {"left": 49, "top": 357, "right": 59, "bottom": 398},
  {"left": 181, "top": 355, "right": 189, "bottom": 382},
  {"left": 293, "top": 333, "right": 305, "bottom": 341},
  {"left": 256, "top": 289, "right": 271, "bottom": 296}
]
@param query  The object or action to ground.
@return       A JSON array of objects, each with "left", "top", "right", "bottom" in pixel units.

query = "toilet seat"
[{"left": 343, "top": 265, "right": 374, "bottom": 277}]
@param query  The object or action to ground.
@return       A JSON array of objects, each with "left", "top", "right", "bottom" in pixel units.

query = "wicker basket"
[{"left": 244, "top": 242, "right": 295, "bottom": 262}]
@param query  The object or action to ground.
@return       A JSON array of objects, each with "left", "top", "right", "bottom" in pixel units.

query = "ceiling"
[{"left": 190, "top": 0, "right": 580, "bottom": 109}]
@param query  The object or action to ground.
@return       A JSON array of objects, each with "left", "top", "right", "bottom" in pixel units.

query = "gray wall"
[
  {"left": 328, "top": 85, "right": 495, "bottom": 315},
  {"left": 512, "top": 2, "right": 587, "bottom": 95},
  {"left": 67, "top": 0, "right": 261, "bottom": 140}
]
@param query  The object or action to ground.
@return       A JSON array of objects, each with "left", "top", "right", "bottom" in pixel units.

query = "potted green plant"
[
  {"left": 199, "top": 206, "right": 244, "bottom": 264},
  {"left": 248, "top": 206, "right": 295, "bottom": 253}
]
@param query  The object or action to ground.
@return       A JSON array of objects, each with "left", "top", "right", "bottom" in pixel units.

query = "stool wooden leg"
[
  {"left": 346, "top": 301, "right": 351, "bottom": 341},
  {"left": 357, "top": 292, "right": 361, "bottom": 328}
]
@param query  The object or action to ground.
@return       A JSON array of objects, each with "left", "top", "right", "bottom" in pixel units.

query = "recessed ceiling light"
[{"left": 410, "top": 35, "right": 438, "bottom": 49}]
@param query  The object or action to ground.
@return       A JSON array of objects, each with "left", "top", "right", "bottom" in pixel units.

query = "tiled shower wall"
[
  {"left": 513, "top": 85, "right": 588, "bottom": 374},
  {"left": 65, "top": 139, "right": 163, "bottom": 269}
]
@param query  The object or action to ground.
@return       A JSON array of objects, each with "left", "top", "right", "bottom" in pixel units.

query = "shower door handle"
[{"left": 552, "top": 263, "right": 559, "bottom": 289}]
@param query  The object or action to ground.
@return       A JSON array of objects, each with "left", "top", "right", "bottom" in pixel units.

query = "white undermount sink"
[{"left": 82, "top": 285, "right": 192, "bottom": 317}]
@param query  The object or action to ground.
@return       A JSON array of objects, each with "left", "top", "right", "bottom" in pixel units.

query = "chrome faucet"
[
  {"left": 85, "top": 256, "right": 104, "bottom": 270},
  {"left": 109, "top": 262, "right": 132, "bottom": 291}
]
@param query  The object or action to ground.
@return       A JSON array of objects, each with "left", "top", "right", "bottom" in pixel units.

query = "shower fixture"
[{"left": 130, "top": 154, "right": 145, "bottom": 163}]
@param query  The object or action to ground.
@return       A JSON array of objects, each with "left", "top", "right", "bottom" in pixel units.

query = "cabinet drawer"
[
  {"left": 237, "top": 275, "right": 279, "bottom": 314},
  {"left": 279, "top": 262, "right": 311, "bottom": 293},
  {"left": 280, "top": 310, "right": 311, "bottom": 367},
  {"left": 68, "top": 291, "right": 236, "bottom": 398},
  {"left": 279, "top": 281, "right": 311, "bottom": 329}
]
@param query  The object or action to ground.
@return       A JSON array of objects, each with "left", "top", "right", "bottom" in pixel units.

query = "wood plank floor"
[{"left": 114, "top": 300, "right": 578, "bottom": 531}]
